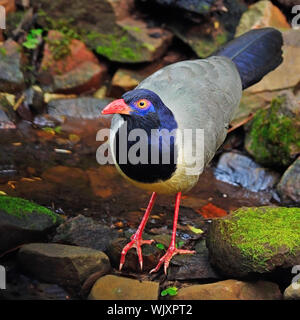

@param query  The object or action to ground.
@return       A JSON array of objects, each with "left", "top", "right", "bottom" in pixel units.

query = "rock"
[
  {"left": 110, "top": 69, "right": 144, "bottom": 97},
  {"left": 0, "top": 39, "right": 25, "bottom": 93},
  {"left": 109, "top": 50, "right": 186, "bottom": 97},
  {"left": 214, "top": 152, "right": 280, "bottom": 192},
  {"left": 24, "top": 86, "right": 45, "bottom": 114},
  {"left": 107, "top": 237, "right": 163, "bottom": 272},
  {"left": 0, "top": 0, "right": 16, "bottom": 13},
  {"left": 247, "top": 30, "right": 300, "bottom": 93},
  {"left": 0, "top": 272, "right": 70, "bottom": 300},
  {"left": 277, "top": 0, "right": 300, "bottom": 8},
  {"left": 245, "top": 94, "right": 300, "bottom": 168},
  {"left": 47, "top": 97, "right": 113, "bottom": 121},
  {"left": 277, "top": 157, "right": 300, "bottom": 204},
  {"left": 164, "top": 0, "right": 246, "bottom": 58},
  {"left": 139, "top": 0, "right": 216, "bottom": 15},
  {"left": 0, "top": 196, "right": 62, "bottom": 254},
  {"left": 18, "top": 243, "right": 110, "bottom": 288},
  {"left": 235, "top": 0, "right": 290, "bottom": 37},
  {"left": 206, "top": 206, "right": 300, "bottom": 278},
  {"left": 53, "top": 214, "right": 119, "bottom": 252},
  {"left": 33, "top": 0, "right": 173, "bottom": 63},
  {"left": 38, "top": 30, "right": 107, "bottom": 94},
  {"left": 88, "top": 275, "right": 159, "bottom": 300},
  {"left": 0, "top": 93, "right": 16, "bottom": 129},
  {"left": 284, "top": 283, "right": 300, "bottom": 300},
  {"left": 169, "top": 19, "right": 229, "bottom": 58},
  {"left": 171, "top": 280, "right": 282, "bottom": 300},
  {"left": 167, "top": 240, "right": 220, "bottom": 281}
]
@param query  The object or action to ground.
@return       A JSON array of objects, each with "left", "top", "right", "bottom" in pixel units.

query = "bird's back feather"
[
  {"left": 215, "top": 28, "right": 283, "bottom": 89},
  {"left": 136, "top": 56, "right": 242, "bottom": 193}
]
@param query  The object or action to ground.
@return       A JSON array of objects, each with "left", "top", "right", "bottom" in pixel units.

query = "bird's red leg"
[
  {"left": 150, "top": 192, "right": 195, "bottom": 274},
  {"left": 119, "top": 192, "right": 157, "bottom": 271}
]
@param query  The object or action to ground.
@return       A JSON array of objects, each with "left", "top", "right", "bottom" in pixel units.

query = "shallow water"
[{"left": 0, "top": 117, "right": 276, "bottom": 231}]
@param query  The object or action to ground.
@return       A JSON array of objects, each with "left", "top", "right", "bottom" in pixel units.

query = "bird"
[{"left": 101, "top": 28, "right": 283, "bottom": 274}]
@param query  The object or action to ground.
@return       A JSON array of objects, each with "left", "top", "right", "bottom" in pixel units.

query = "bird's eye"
[{"left": 137, "top": 99, "right": 149, "bottom": 109}]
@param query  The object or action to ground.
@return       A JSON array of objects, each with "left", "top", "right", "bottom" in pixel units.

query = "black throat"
[{"left": 114, "top": 110, "right": 178, "bottom": 184}]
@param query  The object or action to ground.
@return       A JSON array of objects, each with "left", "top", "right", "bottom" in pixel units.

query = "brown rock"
[
  {"left": 0, "top": 0, "right": 16, "bottom": 13},
  {"left": 235, "top": 0, "right": 290, "bottom": 37},
  {"left": 284, "top": 283, "right": 300, "bottom": 300},
  {"left": 171, "top": 280, "right": 282, "bottom": 300},
  {"left": 89, "top": 275, "right": 159, "bottom": 300},
  {"left": 18, "top": 243, "right": 111, "bottom": 288},
  {"left": 109, "top": 50, "right": 186, "bottom": 97},
  {"left": 110, "top": 69, "right": 144, "bottom": 97},
  {"left": 39, "top": 30, "right": 107, "bottom": 94},
  {"left": 33, "top": 0, "right": 173, "bottom": 63}
]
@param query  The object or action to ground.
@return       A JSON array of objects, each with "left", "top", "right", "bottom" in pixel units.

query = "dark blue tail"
[{"left": 214, "top": 28, "right": 283, "bottom": 89}]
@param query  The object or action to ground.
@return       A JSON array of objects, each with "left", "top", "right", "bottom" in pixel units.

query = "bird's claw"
[
  {"left": 150, "top": 246, "right": 195, "bottom": 275},
  {"left": 119, "top": 238, "right": 154, "bottom": 271}
]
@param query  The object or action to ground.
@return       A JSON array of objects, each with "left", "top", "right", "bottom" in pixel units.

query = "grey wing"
[{"left": 137, "top": 56, "right": 242, "bottom": 167}]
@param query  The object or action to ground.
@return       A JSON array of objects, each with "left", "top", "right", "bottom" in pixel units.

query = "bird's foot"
[
  {"left": 150, "top": 245, "right": 195, "bottom": 275},
  {"left": 119, "top": 235, "right": 154, "bottom": 271}
]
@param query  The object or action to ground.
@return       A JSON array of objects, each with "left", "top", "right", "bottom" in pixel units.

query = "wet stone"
[
  {"left": 0, "top": 196, "right": 62, "bottom": 254},
  {"left": 284, "top": 283, "right": 300, "bottom": 300},
  {"left": 18, "top": 243, "right": 111, "bottom": 288},
  {"left": 171, "top": 280, "right": 282, "bottom": 300},
  {"left": 277, "top": 157, "right": 300, "bottom": 205},
  {"left": 53, "top": 214, "right": 119, "bottom": 253},
  {"left": 89, "top": 274, "right": 159, "bottom": 300},
  {"left": 214, "top": 152, "right": 280, "bottom": 192},
  {"left": 167, "top": 240, "right": 221, "bottom": 281},
  {"left": 47, "top": 97, "right": 113, "bottom": 121}
]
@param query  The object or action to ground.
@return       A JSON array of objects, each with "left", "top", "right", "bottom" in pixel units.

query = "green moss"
[
  {"left": 220, "top": 207, "right": 300, "bottom": 267},
  {"left": 94, "top": 33, "right": 142, "bottom": 62},
  {"left": 0, "top": 195, "right": 59, "bottom": 224},
  {"left": 247, "top": 95, "right": 300, "bottom": 167},
  {"left": 0, "top": 47, "right": 7, "bottom": 57}
]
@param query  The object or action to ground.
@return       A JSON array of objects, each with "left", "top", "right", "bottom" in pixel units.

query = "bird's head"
[{"left": 101, "top": 89, "right": 165, "bottom": 118}]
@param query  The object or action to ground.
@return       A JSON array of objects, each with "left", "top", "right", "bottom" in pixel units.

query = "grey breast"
[{"left": 137, "top": 56, "right": 242, "bottom": 168}]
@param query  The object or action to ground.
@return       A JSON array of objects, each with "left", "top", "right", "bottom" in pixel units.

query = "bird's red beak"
[{"left": 101, "top": 99, "right": 132, "bottom": 115}]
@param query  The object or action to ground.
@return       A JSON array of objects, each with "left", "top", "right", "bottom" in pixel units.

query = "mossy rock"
[
  {"left": 0, "top": 196, "right": 62, "bottom": 253},
  {"left": 31, "top": 0, "right": 172, "bottom": 63},
  {"left": 206, "top": 206, "right": 300, "bottom": 277},
  {"left": 245, "top": 95, "right": 300, "bottom": 168}
]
